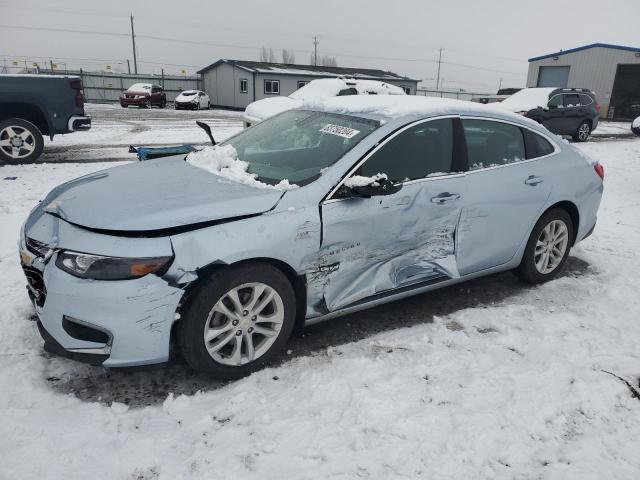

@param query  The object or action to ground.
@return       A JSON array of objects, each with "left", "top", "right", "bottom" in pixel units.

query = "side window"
[
  {"left": 548, "top": 95, "right": 563, "bottom": 108},
  {"left": 337, "top": 87, "right": 358, "bottom": 96},
  {"left": 563, "top": 94, "right": 580, "bottom": 107},
  {"left": 523, "top": 129, "right": 555, "bottom": 159},
  {"left": 579, "top": 94, "right": 593, "bottom": 106},
  {"left": 462, "top": 119, "right": 525, "bottom": 170},
  {"left": 360, "top": 119, "right": 453, "bottom": 182}
]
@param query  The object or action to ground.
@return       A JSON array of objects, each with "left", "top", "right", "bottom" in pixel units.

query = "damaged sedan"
[{"left": 20, "top": 96, "right": 603, "bottom": 379}]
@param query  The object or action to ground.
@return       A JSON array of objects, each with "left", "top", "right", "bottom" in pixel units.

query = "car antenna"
[{"left": 196, "top": 121, "right": 216, "bottom": 146}]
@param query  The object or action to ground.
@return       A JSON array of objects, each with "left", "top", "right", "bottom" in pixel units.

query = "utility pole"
[
  {"left": 127, "top": 59, "right": 131, "bottom": 74},
  {"left": 130, "top": 14, "right": 138, "bottom": 74},
  {"left": 498, "top": 77, "right": 503, "bottom": 92},
  {"left": 436, "top": 48, "right": 443, "bottom": 91},
  {"left": 313, "top": 35, "right": 319, "bottom": 66}
]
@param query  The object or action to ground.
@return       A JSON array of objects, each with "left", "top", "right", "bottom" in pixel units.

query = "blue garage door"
[{"left": 537, "top": 66, "right": 570, "bottom": 87}]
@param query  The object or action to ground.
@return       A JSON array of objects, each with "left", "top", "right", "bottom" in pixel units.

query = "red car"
[{"left": 119, "top": 83, "right": 166, "bottom": 108}]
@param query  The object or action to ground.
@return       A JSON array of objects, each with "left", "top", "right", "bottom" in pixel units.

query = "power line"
[{"left": 0, "top": 24, "right": 526, "bottom": 77}]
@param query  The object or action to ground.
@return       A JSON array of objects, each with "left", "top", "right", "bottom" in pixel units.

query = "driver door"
[{"left": 318, "top": 118, "right": 467, "bottom": 311}]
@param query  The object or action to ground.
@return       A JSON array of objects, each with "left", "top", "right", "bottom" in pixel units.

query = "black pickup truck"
[{"left": 0, "top": 74, "right": 91, "bottom": 165}]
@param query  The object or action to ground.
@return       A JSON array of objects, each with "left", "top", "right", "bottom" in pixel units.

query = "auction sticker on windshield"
[{"left": 320, "top": 124, "right": 361, "bottom": 139}]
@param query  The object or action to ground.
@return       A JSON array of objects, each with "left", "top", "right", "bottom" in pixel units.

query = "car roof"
[{"left": 310, "top": 95, "right": 536, "bottom": 126}]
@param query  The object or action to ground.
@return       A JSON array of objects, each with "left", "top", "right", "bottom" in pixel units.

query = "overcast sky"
[{"left": 1, "top": 0, "right": 638, "bottom": 92}]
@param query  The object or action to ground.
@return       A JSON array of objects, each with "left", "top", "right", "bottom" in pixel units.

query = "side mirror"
[{"left": 351, "top": 178, "right": 402, "bottom": 197}]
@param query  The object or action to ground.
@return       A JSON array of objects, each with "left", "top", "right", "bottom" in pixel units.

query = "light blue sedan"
[{"left": 20, "top": 97, "right": 604, "bottom": 379}]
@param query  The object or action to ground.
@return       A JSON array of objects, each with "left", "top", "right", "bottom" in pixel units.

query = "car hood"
[
  {"left": 42, "top": 156, "right": 284, "bottom": 232},
  {"left": 123, "top": 90, "right": 149, "bottom": 95},
  {"left": 244, "top": 97, "right": 302, "bottom": 122}
]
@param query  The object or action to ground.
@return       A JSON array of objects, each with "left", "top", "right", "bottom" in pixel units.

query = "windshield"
[
  {"left": 222, "top": 110, "right": 379, "bottom": 186},
  {"left": 128, "top": 83, "right": 151, "bottom": 91},
  {"left": 181, "top": 91, "right": 197, "bottom": 96}
]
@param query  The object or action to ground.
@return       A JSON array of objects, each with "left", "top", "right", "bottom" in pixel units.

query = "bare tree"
[
  {"left": 282, "top": 49, "right": 296, "bottom": 64},
  {"left": 259, "top": 47, "right": 277, "bottom": 63},
  {"left": 310, "top": 53, "right": 337, "bottom": 67},
  {"left": 260, "top": 47, "right": 270, "bottom": 62}
]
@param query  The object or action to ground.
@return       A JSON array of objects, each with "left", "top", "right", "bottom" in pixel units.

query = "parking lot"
[{"left": 41, "top": 103, "right": 245, "bottom": 163}]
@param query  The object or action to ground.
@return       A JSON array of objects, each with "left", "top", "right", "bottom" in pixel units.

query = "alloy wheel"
[
  {"left": 578, "top": 123, "right": 590, "bottom": 141},
  {"left": 0, "top": 125, "right": 36, "bottom": 160},
  {"left": 534, "top": 219, "right": 569, "bottom": 274},
  {"left": 203, "top": 282, "right": 284, "bottom": 366}
]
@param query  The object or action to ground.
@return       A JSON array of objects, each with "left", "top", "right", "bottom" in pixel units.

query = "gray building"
[
  {"left": 197, "top": 59, "right": 419, "bottom": 110},
  {"left": 527, "top": 43, "right": 640, "bottom": 120}
]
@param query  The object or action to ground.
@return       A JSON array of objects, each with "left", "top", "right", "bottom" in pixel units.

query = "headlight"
[{"left": 56, "top": 251, "right": 173, "bottom": 280}]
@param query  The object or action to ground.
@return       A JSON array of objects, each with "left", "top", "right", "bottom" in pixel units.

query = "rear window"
[{"left": 463, "top": 119, "right": 525, "bottom": 170}]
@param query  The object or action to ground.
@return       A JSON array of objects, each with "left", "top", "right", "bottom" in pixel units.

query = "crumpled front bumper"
[{"left": 20, "top": 224, "right": 184, "bottom": 368}]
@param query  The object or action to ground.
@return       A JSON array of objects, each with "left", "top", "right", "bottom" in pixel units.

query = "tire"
[
  {"left": 160, "top": 100, "right": 166, "bottom": 109},
  {"left": 179, "top": 263, "right": 296, "bottom": 379},
  {"left": 0, "top": 118, "right": 45, "bottom": 165},
  {"left": 572, "top": 120, "right": 591, "bottom": 142},
  {"left": 143, "top": 99, "right": 151, "bottom": 109},
  {"left": 207, "top": 101, "right": 211, "bottom": 110},
  {"left": 515, "top": 209, "right": 574, "bottom": 284},
  {"left": 120, "top": 103, "right": 128, "bottom": 108},
  {"left": 195, "top": 103, "right": 200, "bottom": 111}
]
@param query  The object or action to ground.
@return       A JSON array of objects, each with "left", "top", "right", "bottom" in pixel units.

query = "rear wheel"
[
  {"left": 179, "top": 263, "right": 296, "bottom": 379},
  {"left": 515, "top": 209, "right": 573, "bottom": 283},
  {"left": 0, "top": 118, "right": 44, "bottom": 165},
  {"left": 572, "top": 121, "right": 591, "bottom": 142}
]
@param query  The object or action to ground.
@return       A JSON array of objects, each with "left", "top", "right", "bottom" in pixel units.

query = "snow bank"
[
  {"left": 186, "top": 145, "right": 298, "bottom": 191},
  {"left": 496, "top": 87, "right": 556, "bottom": 113}
]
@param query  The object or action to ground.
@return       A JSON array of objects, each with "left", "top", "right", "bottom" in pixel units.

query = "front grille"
[
  {"left": 22, "top": 265, "right": 46, "bottom": 307},
  {"left": 25, "top": 237, "right": 51, "bottom": 258}
]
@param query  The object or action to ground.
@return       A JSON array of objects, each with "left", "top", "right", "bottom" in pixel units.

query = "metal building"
[
  {"left": 527, "top": 43, "right": 640, "bottom": 120},
  {"left": 197, "top": 59, "right": 419, "bottom": 110}
]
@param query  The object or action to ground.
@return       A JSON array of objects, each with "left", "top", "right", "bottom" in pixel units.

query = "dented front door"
[{"left": 318, "top": 175, "right": 466, "bottom": 311}]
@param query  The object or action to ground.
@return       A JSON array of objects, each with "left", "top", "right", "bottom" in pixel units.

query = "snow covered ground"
[
  {"left": 41, "top": 103, "right": 244, "bottom": 163},
  {"left": 1, "top": 138, "right": 639, "bottom": 479}
]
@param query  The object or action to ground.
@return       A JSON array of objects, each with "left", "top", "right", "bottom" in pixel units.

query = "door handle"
[
  {"left": 430, "top": 192, "right": 461, "bottom": 204},
  {"left": 524, "top": 175, "right": 544, "bottom": 186}
]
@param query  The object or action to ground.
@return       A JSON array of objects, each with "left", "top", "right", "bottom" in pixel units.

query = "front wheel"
[
  {"left": 143, "top": 99, "right": 151, "bottom": 109},
  {"left": 572, "top": 121, "right": 591, "bottom": 142},
  {"left": 179, "top": 263, "right": 296, "bottom": 379},
  {"left": 160, "top": 99, "right": 166, "bottom": 109},
  {"left": 515, "top": 209, "right": 573, "bottom": 283},
  {"left": 0, "top": 118, "right": 44, "bottom": 165}
]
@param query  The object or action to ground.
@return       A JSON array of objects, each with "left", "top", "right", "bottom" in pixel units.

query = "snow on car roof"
[
  {"left": 127, "top": 83, "right": 152, "bottom": 91},
  {"left": 314, "top": 95, "right": 533, "bottom": 124},
  {"left": 289, "top": 78, "right": 404, "bottom": 101},
  {"left": 496, "top": 88, "right": 557, "bottom": 113}
]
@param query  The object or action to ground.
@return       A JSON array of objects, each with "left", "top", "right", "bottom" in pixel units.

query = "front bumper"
[
  {"left": 175, "top": 101, "right": 198, "bottom": 109},
  {"left": 67, "top": 115, "right": 91, "bottom": 132},
  {"left": 120, "top": 97, "right": 148, "bottom": 106},
  {"left": 21, "top": 245, "right": 184, "bottom": 368}
]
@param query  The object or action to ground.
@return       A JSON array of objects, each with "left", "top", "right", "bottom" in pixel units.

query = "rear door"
[
  {"left": 457, "top": 118, "right": 554, "bottom": 275},
  {"left": 319, "top": 117, "right": 467, "bottom": 311}
]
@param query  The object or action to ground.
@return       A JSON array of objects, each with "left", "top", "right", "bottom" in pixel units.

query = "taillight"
[
  {"left": 595, "top": 103, "right": 601, "bottom": 113},
  {"left": 70, "top": 79, "right": 85, "bottom": 108},
  {"left": 594, "top": 163, "right": 604, "bottom": 180}
]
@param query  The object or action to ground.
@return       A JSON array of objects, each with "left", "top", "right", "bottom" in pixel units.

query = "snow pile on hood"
[
  {"left": 186, "top": 145, "right": 298, "bottom": 191},
  {"left": 344, "top": 173, "right": 388, "bottom": 188},
  {"left": 496, "top": 87, "right": 556, "bottom": 113}
]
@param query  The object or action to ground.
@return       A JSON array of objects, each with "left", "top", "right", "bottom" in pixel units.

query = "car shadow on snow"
[{"left": 43, "top": 256, "right": 592, "bottom": 407}]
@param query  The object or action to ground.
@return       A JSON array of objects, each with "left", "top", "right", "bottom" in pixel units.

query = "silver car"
[{"left": 20, "top": 97, "right": 604, "bottom": 379}]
